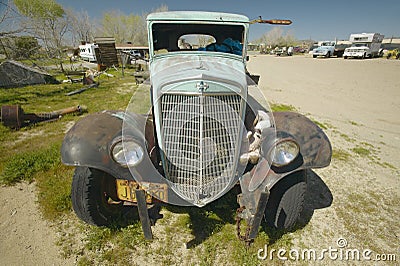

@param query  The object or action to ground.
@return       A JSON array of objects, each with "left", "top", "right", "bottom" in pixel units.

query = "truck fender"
[
  {"left": 62, "top": 110, "right": 202, "bottom": 206},
  {"left": 61, "top": 111, "right": 149, "bottom": 180},
  {"left": 273, "top": 111, "right": 332, "bottom": 169},
  {"left": 239, "top": 111, "right": 332, "bottom": 210}
]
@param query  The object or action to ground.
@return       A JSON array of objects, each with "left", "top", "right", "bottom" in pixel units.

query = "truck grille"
[{"left": 160, "top": 94, "right": 243, "bottom": 205}]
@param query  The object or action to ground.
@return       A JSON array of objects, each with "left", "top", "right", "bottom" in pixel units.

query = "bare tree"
[
  {"left": 13, "top": 0, "right": 70, "bottom": 57},
  {"left": 99, "top": 10, "right": 144, "bottom": 44},
  {"left": 97, "top": 5, "right": 168, "bottom": 46},
  {"left": 0, "top": 0, "right": 24, "bottom": 37},
  {"left": 258, "top": 27, "right": 298, "bottom": 47},
  {"left": 66, "top": 9, "right": 94, "bottom": 45}
]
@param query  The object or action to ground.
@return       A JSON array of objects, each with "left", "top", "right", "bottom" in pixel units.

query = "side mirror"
[{"left": 246, "top": 55, "right": 249, "bottom": 61}]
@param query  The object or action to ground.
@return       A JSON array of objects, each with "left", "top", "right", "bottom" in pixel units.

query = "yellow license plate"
[{"left": 116, "top": 179, "right": 168, "bottom": 203}]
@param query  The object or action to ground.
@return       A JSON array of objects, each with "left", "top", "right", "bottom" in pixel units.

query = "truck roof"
[
  {"left": 349, "top": 33, "right": 384, "bottom": 43},
  {"left": 147, "top": 11, "right": 249, "bottom": 23}
]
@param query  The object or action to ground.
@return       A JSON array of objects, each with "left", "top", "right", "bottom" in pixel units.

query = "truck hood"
[
  {"left": 149, "top": 53, "right": 247, "bottom": 92},
  {"left": 314, "top": 46, "right": 331, "bottom": 52},
  {"left": 149, "top": 53, "right": 248, "bottom": 207},
  {"left": 345, "top": 46, "right": 369, "bottom": 51}
]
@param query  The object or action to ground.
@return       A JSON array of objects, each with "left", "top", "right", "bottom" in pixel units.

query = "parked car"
[
  {"left": 333, "top": 43, "right": 350, "bottom": 57},
  {"left": 312, "top": 41, "right": 336, "bottom": 58},
  {"left": 293, "top": 46, "right": 306, "bottom": 53},
  {"left": 61, "top": 11, "right": 332, "bottom": 242},
  {"left": 308, "top": 43, "right": 319, "bottom": 54},
  {"left": 275, "top": 47, "right": 288, "bottom": 56}
]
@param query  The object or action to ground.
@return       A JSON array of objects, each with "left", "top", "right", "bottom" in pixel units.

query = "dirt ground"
[
  {"left": 247, "top": 55, "right": 400, "bottom": 170},
  {"left": 247, "top": 55, "right": 400, "bottom": 264},
  {"left": 0, "top": 182, "right": 75, "bottom": 265},
  {"left": 1, "top": 55, "right": 399, "bottom": 265}
]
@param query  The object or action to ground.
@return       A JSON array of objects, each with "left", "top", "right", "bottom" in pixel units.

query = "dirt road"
[{"left": 1, "top": 55, "right": 399, "bottom": 265}]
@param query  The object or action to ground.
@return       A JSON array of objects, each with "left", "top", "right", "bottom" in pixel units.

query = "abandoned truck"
[{"left": 61, "top": 11, "right": 332, "bottom": 242}]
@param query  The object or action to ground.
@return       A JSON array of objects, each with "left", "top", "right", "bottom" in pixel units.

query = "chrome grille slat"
[{"left": 160, "top": 93, "right": 242, "bottom": 204}]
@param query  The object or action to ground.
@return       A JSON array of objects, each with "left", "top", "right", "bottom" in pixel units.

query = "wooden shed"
[{"left": 94, "top": 37, "right": 119, "bottom": 67}]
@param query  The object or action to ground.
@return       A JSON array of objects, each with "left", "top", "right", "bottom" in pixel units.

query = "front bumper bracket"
[{"left": 135, "top": 189, "right": 153, "bottom": 240}]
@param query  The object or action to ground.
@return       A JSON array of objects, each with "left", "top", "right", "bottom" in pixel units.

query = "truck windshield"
[
  {"left": 353, "top": 43, "right": 370, "bottom": 47},
  {"left": 151, "top": 22, "right": 245, "bottom": 56}
]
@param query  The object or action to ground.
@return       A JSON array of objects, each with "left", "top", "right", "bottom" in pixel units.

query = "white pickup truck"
[
  {"left": 312, "top": 41, "right": 335, "bottom": 58},
  {"left": 343, "top": 33, "right": 384, "bottom": 59}
]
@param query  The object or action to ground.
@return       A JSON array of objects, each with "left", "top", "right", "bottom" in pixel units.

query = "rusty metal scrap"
[{"left": 0, "top": 105, "right": 86, "bottom": 129}]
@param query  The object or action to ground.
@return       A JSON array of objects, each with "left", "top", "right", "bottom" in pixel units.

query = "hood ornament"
[{"left": 196, "top": 81, "right": 209, "bottom": 93}]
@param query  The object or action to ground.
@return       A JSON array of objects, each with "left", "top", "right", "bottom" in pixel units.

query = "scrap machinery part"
[{"left": 1, "top": 104, "right": 86, "bottom": 129}]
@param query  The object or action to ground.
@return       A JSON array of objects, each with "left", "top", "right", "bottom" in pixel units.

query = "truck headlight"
[
  {"left": 111, "top": 139, "right": 144, "bottom": 167},
  {"left": 269, "top": 139, "right": 300, "bottom": 167}
]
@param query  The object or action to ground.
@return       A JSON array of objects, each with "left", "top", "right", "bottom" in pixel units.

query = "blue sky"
[{"left": 58, "top": 0, "right": 399, "bottom": 41}]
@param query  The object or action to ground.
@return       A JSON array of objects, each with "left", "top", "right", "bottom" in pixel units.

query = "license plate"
[{"left": 116, "top": 179, "right": 168, "bottom": 203}]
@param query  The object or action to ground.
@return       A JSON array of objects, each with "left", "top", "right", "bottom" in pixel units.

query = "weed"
[
  {"left": 360, "top": 141, "right": 374, "bottom": 148},
  {"left": 311, "top": 119, "right": 328, "bottom": 130},
  {"left": 36, "top": 164, "right": 74, "bottom": 220},
  {"left": 332, "top": 149, "right": 351, "bottom": 162},
  {"left": 0, "top": 143, "right": 61, "bottom": 184},
  {"left": 85, "top": 226, "right": 113, "bottom": 251},
  {"left": 79, "top": 222, "right": 147, "bottom": 264},
  {"left": 351, "top": 146, "right": 371, "bottom": 157},
  {"left": 349, "top": 120, "right": 361, "bottom": 126},
  {"left": 377, "top": 161, "right": 397, "bottom": 170},
  {"left": 336, "top": 190, "right": 400, "bottom": 253},
  {"left": 270, "top": 103, "right": 297, "bottom": 112},
  {"left": 339, "top": 133, "right": 356, "bottom": 143},
  {"left": 77, "top": 256, "right": 92, "bottom": 266}
]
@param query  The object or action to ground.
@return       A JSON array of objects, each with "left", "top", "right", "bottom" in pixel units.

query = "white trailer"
[
  {"left": 343, "top": 33, "right": 384, "bottom": 59},
  {"left": 78, "top": 43, "right": 98, "bottom": 62}
]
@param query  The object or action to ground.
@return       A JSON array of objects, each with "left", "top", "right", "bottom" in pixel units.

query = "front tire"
[
  {"left": 71, "top": 166, "right": 130, "bottom": 226},
  {"left": 264, "top": 170, "right": 307, "bottom": 229}
]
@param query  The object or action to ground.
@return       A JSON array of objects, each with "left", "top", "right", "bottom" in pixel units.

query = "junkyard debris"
[
  {"left": 0, "top": 60, "right": 59, "bottom": 88},
  {"left": 1, "top": 105, "right": 87, "bottom": 129},
  {"left": 66, "top": 83, "right": 98, "bottom": 96}
]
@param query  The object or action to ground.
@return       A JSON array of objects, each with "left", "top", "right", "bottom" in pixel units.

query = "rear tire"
[
  {"left": 71, "top": 166, "right": 130, "bottom": 226},
  {"left": 264, "top": 170, "right": 307, "bottom": 229}
]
